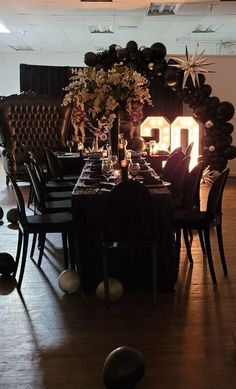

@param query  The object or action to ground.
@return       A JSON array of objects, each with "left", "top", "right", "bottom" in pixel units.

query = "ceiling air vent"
[
  {"left": 147, "top": 2, "right": 176, "bottom": 16},
  {"left": 89, "top": 25, "right": 113, "bottom": 33},
  {"left": 9, "top": 45, "right": 35, "bottom": 51},
  {"left": 192, "top": 24, "right": 223, "bottom": 33},
  {"left": 118, "top": 25, "right": 138, "bottom": 30}
]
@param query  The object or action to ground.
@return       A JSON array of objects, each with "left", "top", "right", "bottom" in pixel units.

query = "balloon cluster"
[{"left": 84, "top": 41, "right": 236, "bottom": 171}]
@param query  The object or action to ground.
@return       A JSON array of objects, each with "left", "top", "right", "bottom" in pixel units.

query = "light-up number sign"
[
  {"left": 140, "top": 116, "right": 171, "bottom": 151},
  {"left": 140, "top": 116, "right": 200, "bottom": 170}
]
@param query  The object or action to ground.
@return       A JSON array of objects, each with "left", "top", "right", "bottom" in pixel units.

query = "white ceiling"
[{"left": 0, "top": 0, "right": 236, "bottom": 57}]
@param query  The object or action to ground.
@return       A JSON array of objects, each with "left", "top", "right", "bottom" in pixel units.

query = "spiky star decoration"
[{"left": 169, "top": 44, "right": 215, "bottom": 89}]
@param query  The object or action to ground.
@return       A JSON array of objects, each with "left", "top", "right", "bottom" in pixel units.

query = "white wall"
[{"left": 0, "top": 52, "right": 236, "bottom": 174}]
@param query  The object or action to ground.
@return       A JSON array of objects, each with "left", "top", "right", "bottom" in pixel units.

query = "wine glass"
[
  {"left": 128, "top": 162, "right": 140, "bottom": 179},
  {"left": 66, "top": 140, "right": 74, "bottom": 153},
  {"left": 102, "top": 159, "right": 114, "bottom": 181}
]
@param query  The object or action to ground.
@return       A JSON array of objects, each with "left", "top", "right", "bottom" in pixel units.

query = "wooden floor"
[{"left": 1, "top": 159, "right": 236, "bottom": 389}]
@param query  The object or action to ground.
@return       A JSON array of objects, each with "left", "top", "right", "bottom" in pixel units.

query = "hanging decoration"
[
  {"left": 168, "top": 44, "right": 215, "bottom": 89},
  {"left": 82, "top": 40, "right": 236, "bottom": 171}
]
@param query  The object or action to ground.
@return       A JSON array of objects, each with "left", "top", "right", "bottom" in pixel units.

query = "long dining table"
[{"left": 71, "top": 155, "right": 178, "bottom": 294}]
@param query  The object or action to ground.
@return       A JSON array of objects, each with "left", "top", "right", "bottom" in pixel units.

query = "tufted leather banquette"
[{"left": 0, "top": 93, "right": 71, "bottom": 183}]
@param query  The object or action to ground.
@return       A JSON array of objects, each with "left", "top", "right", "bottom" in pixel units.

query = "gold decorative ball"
[
  {"left": 58, "top": 270, "right": 80, "bottom": 294},
  {"left": 96, "top": 278, "right": 124, "bottom": 302}
]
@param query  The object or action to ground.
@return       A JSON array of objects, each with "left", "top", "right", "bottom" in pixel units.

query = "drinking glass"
[
  {"left": 66, "top": 140, "right": 74, "bottom": 153},
  {"left": 128, "top": 162, "right": 140, "bottom": 178},
  {"left": 102, "top": 159, "right": 114, "bottom": 181}
]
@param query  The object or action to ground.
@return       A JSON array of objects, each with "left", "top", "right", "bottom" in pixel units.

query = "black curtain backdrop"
[{"left": 20, "top": 64, "right": 183, "bottom": 120}]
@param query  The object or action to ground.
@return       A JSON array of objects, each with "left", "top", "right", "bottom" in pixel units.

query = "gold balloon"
[
  {"left": 96, "top": 278, "right": 124, "bottom": 302},
  {"left": 58, "top": 270, "right": 80, "bottom": 294}
]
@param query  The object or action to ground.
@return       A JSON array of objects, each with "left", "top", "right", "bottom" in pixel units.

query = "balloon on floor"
[{"left": 102, "top": 346, "right": 146, "bottom": 389}]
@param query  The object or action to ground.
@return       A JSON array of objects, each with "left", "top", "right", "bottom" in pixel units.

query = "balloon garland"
[{"left": 84, "top": 41, "right": 236, "bottom": 171}]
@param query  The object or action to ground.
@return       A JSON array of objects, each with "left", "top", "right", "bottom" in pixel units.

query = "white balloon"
[
  {"left": 58, "top": 270, "right": 80, "bottom": 294},
  {"left": 96, "top": 278, "right": 124, "bottom": 302}
]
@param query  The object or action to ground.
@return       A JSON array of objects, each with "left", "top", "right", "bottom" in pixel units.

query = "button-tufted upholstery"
[{"left": 0, "top": 93, "right": 71, "bottom": 183}]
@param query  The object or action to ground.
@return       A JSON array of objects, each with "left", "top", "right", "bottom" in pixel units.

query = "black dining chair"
[
  {"left": 172, "top": 161, "right": 205, "bottom": 263},
  {"left": 162, "top": 150, "right": 185, "bottom": 183},
  {"left": 173, "top": 168, "right": 230, "bottom": 285},
  {"left": 7, "top": 174, "right": 74, "bottom": 290},
  {"left": 184, "top": 142, "right": 194, "bottom": 156},
  {"left": 101, "top": 180, "right": 158, "bottom": 306},
  {"left": 30, "top": 156, "right": 72, "bottom": 202},
  {"left": 44, "top": 148, "right": 79, "bottom": 184},
  {"left": 25, "top": 163, "right": 72, "bottom": 215},
  {"left": 170, "top": 155, "right": 191, "bottom": 199}
]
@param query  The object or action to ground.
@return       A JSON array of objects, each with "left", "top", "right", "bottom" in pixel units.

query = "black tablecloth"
[{"left": 72, "top": 185, "right": 177, "bottom": 294}]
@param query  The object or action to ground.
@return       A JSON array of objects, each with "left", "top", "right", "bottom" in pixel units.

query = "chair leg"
[
  {"left": 216, "top": 223, "right": 228, "bottom": 275},
  {"left": 188, "top": 229, "right": 193, "bottom": 242},
  {"left": 198, "top": 229, "right": 206, "bottom": 254},
  {"left": 68, "top": 230, "right": 76, "bottom": 270},
  {"left": 102, "top": 245, "right": 109, "bottom": 307},
  {"left": 175, "top": 228, "right": 181, "bottom": 264},
  {"left": 203, "top": 228, "right": 217, "bottom": 285},
  {"left": 152, "top": 244, "right": 157, "bottom": 305},
  {"left": 183, "top": 229, "right": 193, "bottom": 264},
  {"left": 30, "top": 233, "right": 37, "bottom": 259},
  {"left": 38, "top": 233, "right": 46, "bottom": 268},
  {"left": 17, "top": 233, "right": 29, "bottom": 290},
  {"left": 62, "top": 232, "right": 69, "bottom": 269},
  {"left": 15, "top": 229, "right": 23, "bottom": 276}
]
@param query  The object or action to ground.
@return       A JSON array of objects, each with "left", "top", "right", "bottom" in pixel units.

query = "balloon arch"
[{"left": 84, "top": 41, "right": 236, "bottom": 172}]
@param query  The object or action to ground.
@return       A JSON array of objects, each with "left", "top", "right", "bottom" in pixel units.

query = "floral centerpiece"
[{"left": 63, "top": 65, "right": 152, "bottom": 149}]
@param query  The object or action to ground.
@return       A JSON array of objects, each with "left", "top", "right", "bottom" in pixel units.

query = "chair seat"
[
  {"left": 43, "top": 198, "right": 72, "bottom": 213},
  {"left": 173, "top": 208, "right": 208, "bottom": 228},
  {"left": 26, "top": 212, "right": 72, "bottom": 226},
  {"left": 44, "top": 190, "right": 72, "bottom": 201}
]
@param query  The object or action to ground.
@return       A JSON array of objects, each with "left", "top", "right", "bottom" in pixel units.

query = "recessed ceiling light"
[{"left": 0, "top": 23, "right": 10, "bottom": 33}]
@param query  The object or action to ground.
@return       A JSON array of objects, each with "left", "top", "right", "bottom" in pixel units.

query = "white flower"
[{"left": 63, "top": 65, "right": 153, "bottom": 139}]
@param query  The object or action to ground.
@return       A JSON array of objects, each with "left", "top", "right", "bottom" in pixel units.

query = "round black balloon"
[
  {"left": 117, "top": 48, "right": 127, "bottom": 61},
  {"left": 200, "top": 84, "right": 212, "bottom": 97},
  {"left": 126, "top": 41, "right": 138, "bottom": 52},
  {"left": 151, "top": 42, "right": 167, "bottom": 59},
  {"left": 224, "top": 145, "right": 236, "bottom": 160},
  {"left": 154, "top": 60, "right": 167, "bottom": 76},
  {"left": 0, "top": 207, "right": 3, "bottom": 220},
  {"left": 109, "top": 44, "right": 117, "bottom": 52},
  {"left": 164, "top": 67, "right": 181, "bottom": 88},
  {"left": 103, "top": 346, "right": 145, "bottom": 389},
  {"left": 6, "top": 208, "right": 19, "bottom": 224},
  {"left": 0, "top": 253, "right": 16, "bottom": 276},
  {"left": 216, "top": 101, "right": 235, "bottom": 122},
  {"left": 141, "top": 47, "right": 154, "bottom": 61},
  {"left": 84, "top": 52, "right": 97, "bottom": 67},
  {"left": 221, "top": 122, "right": 234, "bottom": 135}
]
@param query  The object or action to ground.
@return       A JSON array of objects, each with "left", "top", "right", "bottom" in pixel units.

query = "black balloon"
[
  {"left": 200, "top": 84, "right": 212, "bottom": 97},
  {"left": 84, "top": 52, "right": 97, "bottom": 67},
  {"left": 0, "top": 253, "right": 16, "bottom": 276},
  {"left": 103, "top": 346, "right": 145, "bottom": 389},
  {"left": 141, "top": 47, "right": 154, "bottom": 61},
  {"left": 0, "top": 207, "right": 3, "bottom": 220},
  {"left": 164, "top": 67, "right": 181, "bottom": 87},
  {"left": 117, "top": 48, "right": 127, "bottom": 61},
  {"left": 216, "top": 101, "right": 235, "bottom": 122},
  {"left": 221, "top": 122, "right": 234, "bottom": 135},
  {"left": 151, "top": 42, "right": 167, "bottom": 59},
  {"left": 126, "top": 40, "right": 138, "bottom": 52},
  {"left": 224, "top": 145, "right": 236, "bottom": 160}
]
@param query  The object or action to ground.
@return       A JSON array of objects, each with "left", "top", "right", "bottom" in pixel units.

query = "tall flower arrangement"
[{"left": 63, "top": 65, "right": 152, "bottom": 143}]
